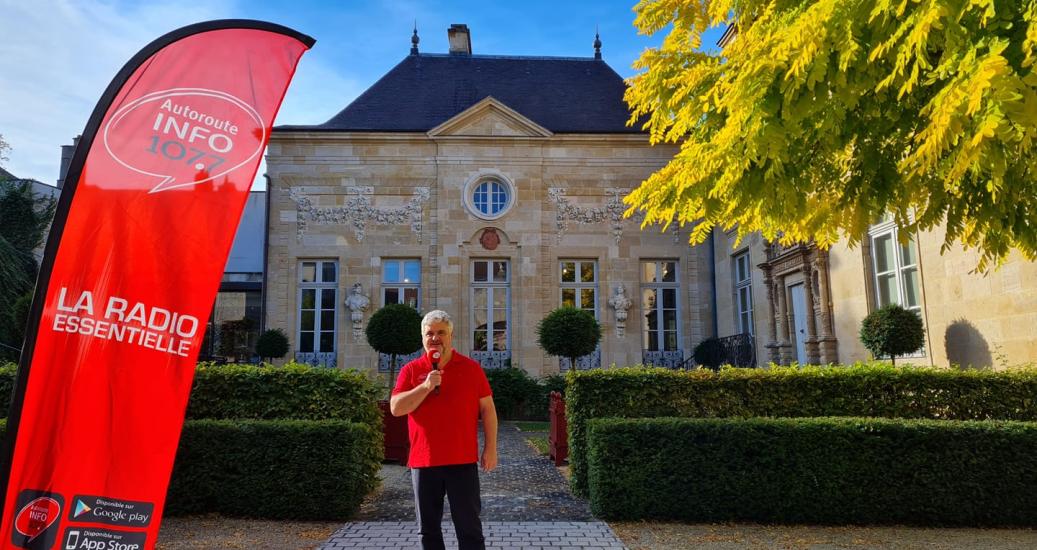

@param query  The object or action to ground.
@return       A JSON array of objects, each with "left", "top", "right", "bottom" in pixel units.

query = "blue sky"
[{"left": 0, "top": 0, "right": 723, "bottom": 188}]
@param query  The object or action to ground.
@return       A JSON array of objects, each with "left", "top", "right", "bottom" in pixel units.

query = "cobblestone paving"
[{"left": 321, "top": 422, "right": 625, "bottom": 549}]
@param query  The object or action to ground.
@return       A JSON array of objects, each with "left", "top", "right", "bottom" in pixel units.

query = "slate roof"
[{"left": 277, "top": 53, "right": 643, "bottom": 134}]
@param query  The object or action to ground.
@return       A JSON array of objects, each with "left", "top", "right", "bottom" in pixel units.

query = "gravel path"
[{"left": 355, "top": 422, "right": 591, "bottom": 522}]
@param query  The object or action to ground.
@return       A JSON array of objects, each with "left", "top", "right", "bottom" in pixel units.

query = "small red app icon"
[{"left": 14, "top": 497, "right": 60, "bottom": 542}]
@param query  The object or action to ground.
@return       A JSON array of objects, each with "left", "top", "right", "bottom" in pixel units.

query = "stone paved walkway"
[{"left": 320, "top": 422, "right": 626, "bottom": 549}]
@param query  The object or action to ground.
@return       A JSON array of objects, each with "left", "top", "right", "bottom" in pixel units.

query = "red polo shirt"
[{"left": 392, "top": 351, "right": 492, "bottom": 468}]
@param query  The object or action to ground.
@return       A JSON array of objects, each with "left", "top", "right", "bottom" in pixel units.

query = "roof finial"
[
  {"left": 593, "top": 26, "right": 602, "bottom": 60},
  {"left": 411, "top": 21, "right": 420, "bottom": 55}
]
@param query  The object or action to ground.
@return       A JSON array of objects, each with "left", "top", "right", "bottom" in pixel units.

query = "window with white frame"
[
  {"left": 297, "top": 260, "right": 337, "bottom": 354},
  {"left": 560, "top": 260, "right": 598, "bottom": 317},
  {"left": 471, "top": 259, "right": 510, "bottom": 357},
  {"left": 869, "top": 216, "right": 924, "bottom": 356},
  {"left": 560, "top": 260, "right": 600, "bottom": 370},
  {"left": 869, "top": 219, "right": 921, "bottom": 313},
  {"left": 641, "top": 260, "right": 680, "bottom": 352},
  {"left": 381, "top": 259, "right": 421, "bottom": 308},
  {"left": 464, "top": 175, "right": 515, "bottom": 221},
  {"left": 734, "top": 251, "right": 753, "bottom": 335}
]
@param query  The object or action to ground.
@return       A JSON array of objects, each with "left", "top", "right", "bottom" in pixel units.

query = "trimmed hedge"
[
  {"left": 485, "top": 367, "right": 566, "bottom": 420},
  {"left": 185, "top": 363, "right": 381, "bottom": 430},
  {"left": 0, "top": 419, "right": 381, "bottom": 520},
  {"left": 567, "top": 364, "right": 1037, "bottom": 496},
  {"left": 0, "top": 363, "right": 384, "bottom": 520},
  {"left": 166, "top": 419, "right": 380, "bottom": 519},
  {"left": 0, "top": 363, "right": 382, "bottom": 430},
  {"left": 587, "top": 416, "right": 1037, "bottom": 525}
]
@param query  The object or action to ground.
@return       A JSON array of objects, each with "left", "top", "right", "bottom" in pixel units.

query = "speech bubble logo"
[
  {"left": 103, "top": 88, "right": 265, "bottom": 193},
  {"left": 14, "top": 496, "right": 61, "bottom": 542}
]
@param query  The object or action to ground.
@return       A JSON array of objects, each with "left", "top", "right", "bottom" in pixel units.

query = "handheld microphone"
[{"left": 428, "top": 349, "right": 442, "bottom": 395}]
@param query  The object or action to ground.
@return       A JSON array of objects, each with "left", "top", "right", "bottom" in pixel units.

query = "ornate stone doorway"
[{"left": 759, "top": 242, "right": 838, "bottom": 365}]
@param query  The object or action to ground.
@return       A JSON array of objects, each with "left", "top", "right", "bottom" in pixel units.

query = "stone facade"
[
  {"left": 265, "top": 100, "right": 711, "bottom": 376},
  {"left": 712, "top": 223, "right": 1037, "bottom": 368}
]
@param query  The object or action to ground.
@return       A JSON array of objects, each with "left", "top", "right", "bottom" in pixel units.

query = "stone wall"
[{"left": 265, "top": 126, "right": 708, "bottom": 376}]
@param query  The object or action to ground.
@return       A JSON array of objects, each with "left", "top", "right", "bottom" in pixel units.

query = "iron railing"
[{"left": 294, "top": 351, "right": 336, "bottom": 368}]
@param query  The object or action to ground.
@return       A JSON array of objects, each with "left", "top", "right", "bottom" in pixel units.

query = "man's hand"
[
  {"left": 422, "top": 369, "right": 442, "bottom": 392},
  {"left": 480, "top": 446, "right": 498, "bottom": 472}
]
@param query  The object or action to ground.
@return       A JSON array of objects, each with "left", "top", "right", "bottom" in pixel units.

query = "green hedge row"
[
  {"left": 485, "top": 367, "right": 566, "bottom": 420},
  {"left": 166, "top": 419, "right": 381, "bottom": 519},
  {"left": 587, "top": 416, "right": 1037, "bottom": 525},
  {"left": 0, "top": 362, "right": 381, "bottom": 429},
  {"left": 0, "top": 362, "right": 384, "bottom": 520},
  {"left": 0, "top": 419, "right": 381, "bottom": 520},
  {"left": 567, "top": 364, "right": 1037, "bottom": 496},
  {"left": 186, "top": 362, "right": 381, "bottom": 428}
]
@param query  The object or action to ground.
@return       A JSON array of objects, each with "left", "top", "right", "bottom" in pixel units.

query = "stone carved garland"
[
  {"left": 547, "top": 187, "right": 679, "bottom": 244},
  {"left": 548, "top": 187, "right": 641, "bottom": 243},
  {"left": 288, "top": 186, "right": 430, "bottom": 242}
]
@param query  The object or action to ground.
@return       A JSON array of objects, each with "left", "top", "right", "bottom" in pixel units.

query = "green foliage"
[
  {"left": 0, "top": 363, "right": 383, "bottom": 520},
  {"left": 484, "top": 368, "right": 566, "bottom": 420},
  {"left": 588, "top": 416, "right": 1037, "bottom": 525},
  {"left": 0, "top": 363, "right": 16, "bottom": 408},
  {"left": 365, "top": 304, "right": 423, "bottom": 357},
  {"left": 165, "top": 419, "right": 381, "bottom": 519},
  {"left": 217, "top": 318, "right": 254, "bottom": 360},
  {"left": 255, "top": 328, "right": 290, "bottom": 361},
  {"left": 860, "top": 304, "right": 926, "bottom": 365},
  {"left": 625, "top": 0, "right": 1037, "bottom": 271},
  {"left": 365, "top": 304, "right": 422, "bottom": 397},
  {"left": 184, "top": 362, "right": 381, "bottom": 432},
  {"left": 485, "top": 367, "right": 542, "bottom": 420},
  {"left": 0, "top": 292, "right": 32, "bottom": 361},
  {"left": 527, "top": 436, "right": 550, "bottom": 456},
  {"left": 693, "top": 337, "right": 724, "bottom": 370},
  {"left": 566, "top": 363, "right": 1037, "bottom": 496},
  {"left": 536, "top": 307, "right": 602, "bottom": 366},
  {"left": 0, "top": 179, "right": 55, "bottom": 357}
]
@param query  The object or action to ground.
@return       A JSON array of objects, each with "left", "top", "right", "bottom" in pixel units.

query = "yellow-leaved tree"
[{"left": 625, "top": 0, "right": 1037, "bottom": 271}]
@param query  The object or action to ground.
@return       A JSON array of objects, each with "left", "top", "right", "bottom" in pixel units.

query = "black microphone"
[{"left": 428, "top": 349, "right": 442, "bottom": 395}]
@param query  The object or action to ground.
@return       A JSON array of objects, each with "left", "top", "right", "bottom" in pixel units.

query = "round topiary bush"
[
  {"left": 255, "top": 328, "right": 290, "bottom": 362},
  {"left": 536, "top": 307, "right": 601, "bottom": 368},
  {"left": 693, "top": 337, "right": 725, "bottom": 370},
  {"left": 365, "top": 304, "right": 423, "bottom": 396},
  {"left": 859, "top": 304, "right": 925, "bottom": 366}
]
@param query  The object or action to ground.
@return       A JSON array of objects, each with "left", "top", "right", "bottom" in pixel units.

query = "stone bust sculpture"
[
  {"left": 608, "top": 284, "right": 632, "bottom": 337},
  {"left": 344, "top": 282, "right": 370, "bottom": 338}
]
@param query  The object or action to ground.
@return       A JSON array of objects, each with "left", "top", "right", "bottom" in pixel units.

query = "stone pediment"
[{"left": 427, "top": 97, "right": 553, "bottom": 138}]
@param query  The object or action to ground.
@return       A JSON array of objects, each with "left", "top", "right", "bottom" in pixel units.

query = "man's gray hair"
[{"left": 421, "top": 310, "right": 454, "bottom": 333}]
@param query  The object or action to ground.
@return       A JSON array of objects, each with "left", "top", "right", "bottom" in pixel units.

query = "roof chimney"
[
  {"left": 447, "top": 24, "right": 471, "bottom": 56},
  {"left": 57, "top": 135, "right": 80, "bottom": 189}
]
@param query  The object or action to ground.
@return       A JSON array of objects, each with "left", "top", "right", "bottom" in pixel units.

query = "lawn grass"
[
  {"left": 526, "top": 436, "right": 550, "bottom": 456},
  {"left": 513, "top": 421, "right": 549, "bottom": 432}
]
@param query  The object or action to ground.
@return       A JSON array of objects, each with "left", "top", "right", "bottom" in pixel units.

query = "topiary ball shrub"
[
  {"left": 859, "top": 304, "right": 925, "bottom": 366},
  {"left": 536, "top": 307, "right": 602, "bottom": 368},
  {"left": 693, "top": 337, "right": 725, "bottom": 370},
  {"left": 256, "top": 328, "right": 290, "bottom": 361},
  {"left": 365, "top": 304, "right": 423, "bottom": 396}
]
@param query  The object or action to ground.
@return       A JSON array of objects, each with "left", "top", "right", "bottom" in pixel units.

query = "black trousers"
[{"left": 411, "top": 463, "right": 485, "bottom": 550}]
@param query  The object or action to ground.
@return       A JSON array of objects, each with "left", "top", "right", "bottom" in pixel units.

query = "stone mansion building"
[{"left": 262, "top": 24, "right": 1037, "bottom": 376}]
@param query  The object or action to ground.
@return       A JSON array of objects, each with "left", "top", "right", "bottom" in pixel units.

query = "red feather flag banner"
[{"left": 0, "top": 20, "right": 313, "bottom": 550}]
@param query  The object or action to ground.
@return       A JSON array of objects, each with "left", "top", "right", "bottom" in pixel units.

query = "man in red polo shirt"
[{"left": 390, "top": 309, "right": 498, "bottom": 550}]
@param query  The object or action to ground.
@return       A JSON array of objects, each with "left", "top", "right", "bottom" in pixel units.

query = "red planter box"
[
  {"left": 548, "top": 391, "right": 568, "bottom": 466},
  {"left": 378, "top": 400, "right": 409, "bottom": 465}
]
